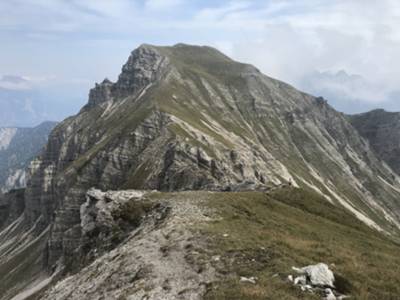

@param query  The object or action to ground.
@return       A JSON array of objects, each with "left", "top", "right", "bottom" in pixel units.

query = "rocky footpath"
[{"left": 40, "top": 189, "right": 215, "bottom": 300}]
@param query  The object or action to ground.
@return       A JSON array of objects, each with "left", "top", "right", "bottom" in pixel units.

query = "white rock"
[
  {"left": 292, "top": 263, "right": 335, "bottom": 287},
  {"left": 240, "top": 276, "right": 257, "bottom": 284},
  {"left": 305, "top": 284, "right": 313, "bottom": 291},
  {"left": 287, "top": 275, "right": 293, "bottom": 282},
  {"left": 294, "top": 275, "right": 307, "bottom": 285},
  {"left": 300, "top": 285, "right": 312, "bottom": 292},
  {"left": 324, "top": 288, "right": 337, "bottom": 300}
]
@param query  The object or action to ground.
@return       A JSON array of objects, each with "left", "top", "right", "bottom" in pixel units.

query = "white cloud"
[
  {"left": 71, "top": 0, "right": 137, "bottom": 18},
  {"left": 301, "top": 70, "right": 388, "bottom": 103},
  {"left": 0, "top": 75, "right": 31, "bottom": 90},
  {"left": 203, "top": 0, "right": 400, "bottom": 107},
  {"left": 145, "top": 0, "right": 183, "bottom": 11},
  {"left": 1, "top": 0, "right": 400, "bottom": 112},
  {"left": 194, "top": 1, "right": 252, "bottom": 22}
]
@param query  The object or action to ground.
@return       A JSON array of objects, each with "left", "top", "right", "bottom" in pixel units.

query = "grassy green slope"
[
  {"left": 153, "top": 45, "right": 400, "bottom": 235},
  {"left": 181, "top": 188, "right": 400, "bottom": 300}
]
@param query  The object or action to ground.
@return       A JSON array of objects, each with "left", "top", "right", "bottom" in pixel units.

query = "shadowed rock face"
[
  {"left": 0, "top": 189, "right": 25, "bottom": 229},
  {"left": 349, "top": 109, "right": 400, "bottom": 175},
  {"left": 2, "top": 44, "right": 400, "bottom": 299}
]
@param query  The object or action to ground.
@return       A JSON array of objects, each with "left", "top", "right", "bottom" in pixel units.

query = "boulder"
[{"left": 292, "top": 263, "right": 335, "bottom": 288}]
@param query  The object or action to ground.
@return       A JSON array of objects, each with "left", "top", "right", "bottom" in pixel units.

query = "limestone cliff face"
[
  {"left": 86, "top": 45, "right": 169, "bottom": 108},
  {"left": 2, "top": 44, "right": 400, "bottom": 299},
  {"left": 349, "top": 109, "right": 400, "bottom": 175}
]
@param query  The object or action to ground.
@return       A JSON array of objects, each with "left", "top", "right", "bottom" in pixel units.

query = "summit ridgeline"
[{"left": 0, "top": 44, "right": 400, "bottom": 299}]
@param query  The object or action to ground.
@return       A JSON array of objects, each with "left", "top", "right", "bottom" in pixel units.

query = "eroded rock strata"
[{"left": 1, "top": 44, "right": 400, "bottom": 299}]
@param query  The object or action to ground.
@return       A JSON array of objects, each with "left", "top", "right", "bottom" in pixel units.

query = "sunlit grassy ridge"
[{"left": 157, "top": 188, "right": 400, "bottom": 299}]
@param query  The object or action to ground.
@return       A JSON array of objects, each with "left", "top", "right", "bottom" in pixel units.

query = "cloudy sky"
[{"left": 1, "top": 0, "right": 400, "bottom": 125}]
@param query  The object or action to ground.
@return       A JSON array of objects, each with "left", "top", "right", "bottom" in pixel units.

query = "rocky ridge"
[
  {"left": 40, "top": 189, "right": 215, "bottom": 300},
  {"left": 1, "top": 44, "right": 400, "bottom": 299}
]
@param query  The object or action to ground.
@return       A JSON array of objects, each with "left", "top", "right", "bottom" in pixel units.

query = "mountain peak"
[
  {"left": 86, "top": 44, "right": 168, "bottom": 108},
  {"left": 116, "top": 44, "right": 168, "bottom": 95},
  {"left": 3, "top": 42, "right": 400, "bottom": 299},
  {"left": 133, "top": 43, "right": 236, "bottom": 68},
  {"left": 85, "top": 43, "right": 252, "bottom": 109}
]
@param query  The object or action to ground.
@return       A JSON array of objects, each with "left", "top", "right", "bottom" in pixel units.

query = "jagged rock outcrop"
[
  {"left": 77, "top": 188, "right": 158, "bottom": 267},
  {"left": 349, "top": 109, "right": 400, "bottom": 175},
  {"left": 87, "top": 78, "right": 113, "bottom": 108},
  {"left": 40, "top": 189, "right": 215, "bottom": 300},
  {"left": 85, "top": 45, "right": 169, "bottom": 109},
  {"left": 0, "top": 122, "right": 56, "bottom": 193},
  {"left": 2, "top": 44, "right": 400, "bottom": 299}
]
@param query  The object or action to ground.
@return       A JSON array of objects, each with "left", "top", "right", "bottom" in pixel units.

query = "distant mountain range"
[
  {"left": 0, "top": 121, "right": 57, "bottom": 193},
  {"left": 0, "top": 75, "right": 85, "bottom": 127},
  {"left": 300, "top": 70, "right": 400, "bottom": 113}
]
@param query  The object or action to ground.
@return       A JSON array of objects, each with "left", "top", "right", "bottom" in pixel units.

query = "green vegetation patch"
[{"left": 201, "top": 188, "right": 400, "bottom": 300}]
